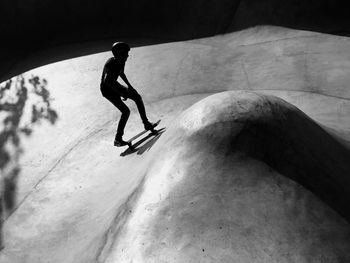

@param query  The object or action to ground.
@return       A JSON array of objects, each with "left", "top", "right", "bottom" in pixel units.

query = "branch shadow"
[{"left": 0, "top": 74, "right": 58, "bottom": 250}]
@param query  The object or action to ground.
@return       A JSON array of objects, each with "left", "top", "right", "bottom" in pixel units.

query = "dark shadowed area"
[{"left": 0, "top": 0, "right": 349, "bottom": 82}]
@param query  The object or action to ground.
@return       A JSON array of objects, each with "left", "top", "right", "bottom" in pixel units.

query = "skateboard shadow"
[{"left": 120, "top": 128, "right": 166, "bottom": 157}]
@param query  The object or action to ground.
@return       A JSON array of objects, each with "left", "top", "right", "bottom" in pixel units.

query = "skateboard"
[{"left": 121, "top": 120, "right": 161, "bottom": 150}]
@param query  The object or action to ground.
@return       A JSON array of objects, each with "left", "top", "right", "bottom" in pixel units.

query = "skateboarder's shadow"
[{"left": 120, "top": 128, "right": 166, "bottom": 157}]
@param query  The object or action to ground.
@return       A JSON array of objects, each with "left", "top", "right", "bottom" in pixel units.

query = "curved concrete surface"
[
  {"left": 104, "top": 91, "right": 350, "bottom": 263},
  {"left": 0, "top": 26, "right": 350, "bottom": 262}
]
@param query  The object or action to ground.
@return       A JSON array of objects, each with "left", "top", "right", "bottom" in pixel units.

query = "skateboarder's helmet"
[{"left": 112, "top": 42, "right": 130, "bottom": 57}]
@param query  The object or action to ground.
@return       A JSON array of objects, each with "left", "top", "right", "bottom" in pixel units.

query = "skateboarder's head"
[{"left": 112, "top": 42, "right": 130, "bottom": 61}]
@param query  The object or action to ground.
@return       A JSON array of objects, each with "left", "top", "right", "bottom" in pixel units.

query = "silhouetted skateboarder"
[{"left": 100, "top": 42, "right": 155, "bottom": 146}]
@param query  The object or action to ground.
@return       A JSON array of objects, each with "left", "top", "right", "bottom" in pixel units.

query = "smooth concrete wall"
[{"left": 128, "top": 26, "right": 350, "bottom": 101}]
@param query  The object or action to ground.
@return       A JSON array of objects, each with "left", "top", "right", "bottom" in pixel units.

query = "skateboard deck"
[{"left": 126, "top": 120, "right": 161, "bottom": 149}]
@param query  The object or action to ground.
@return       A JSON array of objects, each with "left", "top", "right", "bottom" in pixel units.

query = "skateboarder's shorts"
[{"left": 100, "top": 83, "right": 141, "bottom": 105}]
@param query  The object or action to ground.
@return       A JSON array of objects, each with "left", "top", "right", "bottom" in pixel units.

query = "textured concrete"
[
  {"left": 104, "top": 91, "right": 350, "bottom": 263},
  {"left": 0, "top": 26, "right": 350, "bottom": 262}
]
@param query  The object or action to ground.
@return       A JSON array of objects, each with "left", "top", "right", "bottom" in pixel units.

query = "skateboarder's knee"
[
  {"left": 129, "top": 89, "right": 141, "bottom": 99},
  {"left": 132, "top": 93, "right": 143, "bottom": 104}
]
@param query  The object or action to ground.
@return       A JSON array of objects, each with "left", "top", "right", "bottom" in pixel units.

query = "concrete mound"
[{"left": 104, "top": 91, "right": 350, "bottom": 263}]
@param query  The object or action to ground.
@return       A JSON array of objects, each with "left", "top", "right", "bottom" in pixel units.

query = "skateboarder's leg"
[
  {"left": 112, "top": 97, "right": 130, "bottom": 140},
  {"left": 128, "top": 88, "right": 151, "bottom": 128},
  {"left": 114, "top": 83, "right": 129, "bottom": 99},
  {"left": 102, "top": 90, "right": 130, "bottom": 139}
]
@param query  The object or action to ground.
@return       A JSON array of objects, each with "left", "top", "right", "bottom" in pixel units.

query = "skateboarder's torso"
[{"left": 101, "top": 57, "right": 125, "bottom": 89}]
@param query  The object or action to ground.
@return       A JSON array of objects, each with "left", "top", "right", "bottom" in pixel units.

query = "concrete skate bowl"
[
  {"left": 102, "top": 91, "right": 350, "bottom": 262},
  {"left": 1, "top": 26, "right": 350, "bottom": 262}
]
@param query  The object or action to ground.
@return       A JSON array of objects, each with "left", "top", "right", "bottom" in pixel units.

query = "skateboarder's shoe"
[
  {"left": 144, "top": 121, "right": 156, "bottom": 131},
  {"left": 114, "top": 137, "right": 128, "bottom": 147}
]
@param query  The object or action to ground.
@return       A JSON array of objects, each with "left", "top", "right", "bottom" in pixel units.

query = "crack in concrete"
[
  {"left": 172, "top": 52, "right": 190, "bottom": 97},
  {"left": 257, "top": 89, "right": 350, "bottom": 102},
  {"left": 3, "top": 127, "right": 105, "bottom": 222},
  {"left": 304, "top": 53, "right": 310, "bottom": 90},
  {"left": 188, "top": 32, "right": 321, "bottom": 50},
  {"left": 240, "top": 60, "right": 251, "bottom": 90},
  {"left": 236, "top": 34, "right": 327, "bottom": 48},
  {"left": 150, "top": 89, "right": 350, "bottom": 106}
]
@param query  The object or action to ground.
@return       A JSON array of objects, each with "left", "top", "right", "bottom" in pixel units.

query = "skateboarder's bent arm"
[
  {"left": 119, "top": 71, "right": 138, "bottom": 97},
  {"left": 119, "top": 72, "right": 133, "bottom": 89},
  {"left": 101, "top": 61, "right": 127, "bottom": 99}
]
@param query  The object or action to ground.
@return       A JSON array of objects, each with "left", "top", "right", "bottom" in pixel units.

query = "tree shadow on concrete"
[{"left": 0, "top": 74, "right": 58, "bottom": 249}]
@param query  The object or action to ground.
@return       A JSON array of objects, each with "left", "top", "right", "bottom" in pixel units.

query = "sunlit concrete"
[{"left": 1, "top": 26, "right": 350, "bottom": 262}]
